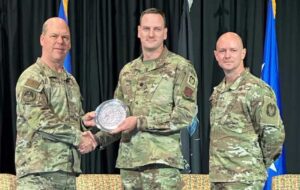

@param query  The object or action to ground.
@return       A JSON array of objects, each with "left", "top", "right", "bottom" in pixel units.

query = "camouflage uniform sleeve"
[
  {"left": 249, "top": 86, "right": 285, "bottom": 168},
  {"left": 94, "top": 131, "right": 121, "bottom": 149},
  {"left": 16, "top": 74, "right": 82, "bottom": 147},
  {"left": 137, "top": 62, "right": 198, "bottom": 133}
]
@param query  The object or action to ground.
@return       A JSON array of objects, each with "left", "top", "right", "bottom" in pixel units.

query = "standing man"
[
  {"left": 92, "top": 8, "right": 198, "bottom": 189},
  {"left": 209, "top": 32, "right": 285, "bottom": 189},
  {"left": 15, "top": 17, "right": 97, "bottom": 190}
]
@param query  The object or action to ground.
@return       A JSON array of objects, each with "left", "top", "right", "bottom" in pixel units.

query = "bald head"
[
  {"left": 214, "top": 32, "right": 246, "bottom": 80},
  {"left": 216, "top": 32, "right": 244, "bottom": 50},
  {"left": 40, "top": 17, "right": 71, "bottom": 69},
  {"left": 42, "top": 17, "right": 69, "bottom": 35}
]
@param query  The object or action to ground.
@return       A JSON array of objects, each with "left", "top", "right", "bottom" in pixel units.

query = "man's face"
[
  {"left": 40, "top": 20, "right": 71, "bottom": 64},
  {"left": 138, "top": 13, "right": 167, "bottom": 52},
  {"left": 214, "top": 34, "right": 246, "bottom": 73}
]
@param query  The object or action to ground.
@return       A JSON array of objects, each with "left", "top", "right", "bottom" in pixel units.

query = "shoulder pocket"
[
  {"left": 20, "top": 79, "right": 43, "bottom": 104},
  {"left": 24, "top": 78, "right": 43, "bottom": 92}
]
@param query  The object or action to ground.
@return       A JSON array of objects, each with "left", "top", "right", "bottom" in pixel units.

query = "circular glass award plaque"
[{"left": 95, "top": 99, "right": 129, "bottom": 132}]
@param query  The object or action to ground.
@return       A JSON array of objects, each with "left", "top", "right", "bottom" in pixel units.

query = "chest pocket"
[
  {"left": 46, "top": 77, "right": 66, "bottom": 106},
  {"left": 66, "top": 78, "right": 82, "bottom": 119},
  {"left": 120, "top": 73, "right": 138, "bottom": 104},
  {"left": 45, "top": 77, "right": 82, "bottom": 119},
  {"left": 150, "top": 77, "right": 174, "bottom": 105}
]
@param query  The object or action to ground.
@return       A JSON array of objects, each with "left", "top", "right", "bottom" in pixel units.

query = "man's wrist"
[{"left": 136, "top": 115, "right": 146, "bottom": 131}]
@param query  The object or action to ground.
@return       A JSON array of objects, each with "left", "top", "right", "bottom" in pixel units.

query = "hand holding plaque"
[{"left": 95, "top": 99, "right": 129, "bottom": 132}]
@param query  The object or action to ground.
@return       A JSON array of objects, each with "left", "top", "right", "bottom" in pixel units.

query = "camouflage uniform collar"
[
  {"left": 36, "top": 57, "right": 71, "bottom": 80},
  {"left": 216, "top": 68, "right": 250, "bottom": 92},
  {"left": 136, "top": 47, "right": 170, "bottom": 72},
  {"left": 228, "top": 68, "right": 250, "bottom": 90}
]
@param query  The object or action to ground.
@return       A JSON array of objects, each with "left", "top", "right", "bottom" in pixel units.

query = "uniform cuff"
[
  {"left": 137, "top": 116, "right": 147, "bottom": 131},
  {"left": 74, "top": 130, "right": 82, "bottom": 147}
]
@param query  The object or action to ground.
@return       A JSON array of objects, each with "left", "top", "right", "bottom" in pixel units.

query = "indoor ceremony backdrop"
[{"left": 1, "top": 0, "right": 299, "bottom": 175}]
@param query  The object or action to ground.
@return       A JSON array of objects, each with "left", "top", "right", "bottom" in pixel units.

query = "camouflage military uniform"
[
  {"left": 209, "top": 69, "right": 285, "bottom": 188},
  {"left": 211, "top": 180, "right": 265, "bottom": 190},
  {"left": 95, "top": 48, "right": 198, "bottom": 189},
  {"left": 15, "top": 58, "right": 84, "bottom": 189},
  {"left": 17, "top": 172, "right": 76, "bottom": 190},
  {"left": 120, "top": 164, "right": 183, "bottom": 190}
]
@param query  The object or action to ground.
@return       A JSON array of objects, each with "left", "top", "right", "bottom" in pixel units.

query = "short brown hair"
[{"left": 139, "top": 8, "right": 166, "bottom": 27}]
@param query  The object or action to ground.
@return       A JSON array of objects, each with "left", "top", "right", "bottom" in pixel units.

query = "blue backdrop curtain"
[
  {"left": 58, "top": 0, "right": 72, "bottom": 73},
  {"left": 261, "top": 0, "right": 286, "bottom": 189}
]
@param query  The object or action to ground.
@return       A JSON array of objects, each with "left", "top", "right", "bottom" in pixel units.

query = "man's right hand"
[{"left": 78, "top": 131, "right": 97, "bottom": 154}]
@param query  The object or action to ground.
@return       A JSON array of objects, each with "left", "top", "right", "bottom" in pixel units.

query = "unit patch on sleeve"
[
  {"left": 184, "top": 86, "right": 194, "bottom": 98},
  {"left": 187, "top": 74, "right": 196, "bottom": 87},
  {"left": 266, "top": 103, "right": 276, "bottom": 117},
  {"left": 22, "top": 89, "right": 36, "bottom": 103},
  {"left": 182, "top": 72, "right": 197, "bottom": 99}
]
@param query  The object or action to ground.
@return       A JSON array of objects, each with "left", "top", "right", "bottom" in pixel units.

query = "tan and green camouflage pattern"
[
  {"left": 120, "top": 166, "right": 183, "bottom": 190},
  {"left": 209, "top": 69, "right": 285, "bottom": 182},
  {"left": 17, "top": 172, "right": 76, "bottom": 190},
  {"left": 211, "top": 180, "right": 265, "bottom": 190},
  {"left": 15, "top": 58, "right": 84, "bottom": 178},
  {"left": 95, "top": 48, "right": 198, "bottom": 169}
]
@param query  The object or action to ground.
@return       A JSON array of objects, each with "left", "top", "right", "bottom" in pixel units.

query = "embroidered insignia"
[
  {"left": 188, "top": 75, "right": 196, "bottom": 87},
  {"left": 184, "top": 87, "right": 193, "bottom": 98},
  {"left": 266, "top": 103, "right": 276, "bottom": 117},
  {"left": 22, "top": 90, "right": 36, "bottom": 102}
]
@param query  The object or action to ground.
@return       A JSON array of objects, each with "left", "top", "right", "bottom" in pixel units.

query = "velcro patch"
[
  {"left": 25, "top": 79, "right": 41, "bottom": 90},
  {"left": 260, "top": 96, "right": 279, "bottom": 125},
  {"left": 22, "top": 89, "right": 36, "bottom": 103},
  {"left": 187, "top": 74, "right": 196, "bottom": 87},
  {"left": 266, "top": 103, "right": 277, "bottom": 117},
  {"left": 181, "top": 71, "right": 197, "bottom": 100},
  {"left": 184, "top": 86, "right": 194, "bottom": 98}
]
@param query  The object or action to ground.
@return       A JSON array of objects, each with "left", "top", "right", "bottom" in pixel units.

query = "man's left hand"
[
  {"left": 83, "top": 111, "right": 96, "bottom": 127},
  {"left": 111, "top": 116, "right": 137, "bottom": 134}
]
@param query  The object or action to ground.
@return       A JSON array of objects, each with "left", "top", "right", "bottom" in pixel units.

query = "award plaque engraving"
[{"left": 95, "top": 99, "right": 129, "bottom": 132}]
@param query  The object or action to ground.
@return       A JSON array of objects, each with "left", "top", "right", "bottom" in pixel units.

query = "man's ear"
[
  {"left": 40, "top": 34, "right": 44, "bottom": 46},
  {"left": 242, "top": 48, "right": 247, "bottom": 59},
  {"left": 213, "top": 50, "right": 218, "bottom": 61},
  {"left": 137, "top": 25, "right": 141, "bottom": 39},
  {"left": 164, "top": 27, "right": 168, "bottom": 40}
]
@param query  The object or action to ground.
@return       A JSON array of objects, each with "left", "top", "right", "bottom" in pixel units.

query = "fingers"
[
  {"left": 110, "top": 120, "right": 126, "bottom": 134},
  {"left": 83, "top": 111, "right": 96, "bottom": 127},
  {"left": 110, "top": 116, "right": 137, "bottom": 134},
  {"left": 110, "top": 126, "right": 122, "bottom": 134},
  {"left": 78, "top": 131, "right": 97, "bottom": 154},
  {"left": 85, "top": 131, "right": 97, "bottom": 149}
]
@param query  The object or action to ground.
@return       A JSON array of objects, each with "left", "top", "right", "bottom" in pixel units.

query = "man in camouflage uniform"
[
  {"left": 209, "top": 32, "right": 285, "bottom": 189},
  {"left": 15, "top": 17, "right": 97, "bottom": 190},
  {"left": 91, "top": 8, "right": 198, "bottom": 189}
]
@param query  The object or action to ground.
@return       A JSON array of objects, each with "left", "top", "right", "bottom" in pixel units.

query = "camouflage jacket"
[
  {"left": 209, "top": 69, "right": 285, "bottom": 182},
  {"left": 95, "top": 48, "right": 198, "bottom": 169},
  {"left": 15, "top": 58, "right": 84, "bottom": 178}
]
